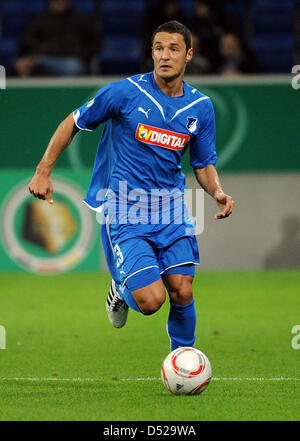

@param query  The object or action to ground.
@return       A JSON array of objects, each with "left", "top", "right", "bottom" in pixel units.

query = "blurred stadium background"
[
  {"left": 0, "top": 0, "right": 299, "bottom": 422},
  {"left": 0, "top": 0, "right": 298, "bottom": 74}
]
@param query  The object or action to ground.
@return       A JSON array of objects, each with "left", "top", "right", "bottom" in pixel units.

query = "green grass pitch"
[{"left": 0, "top": 270, "right": 299, "bottom": 421}]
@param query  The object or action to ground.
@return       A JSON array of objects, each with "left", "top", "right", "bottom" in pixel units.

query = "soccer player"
[{"left": 28, "top": 21, "right": 234, "bottom": 351}]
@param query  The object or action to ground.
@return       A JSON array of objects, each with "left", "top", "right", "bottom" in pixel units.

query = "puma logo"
[
  {"left": 138, "top": 107, "right": 151, "bottom": 118},
  {"left": 138, "top": 74, "right": 147, "bottom": 82}
]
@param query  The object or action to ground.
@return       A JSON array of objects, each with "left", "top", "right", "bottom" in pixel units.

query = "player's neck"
[{"left": 153, "top": 71, "right": 184, "bottom": 97}]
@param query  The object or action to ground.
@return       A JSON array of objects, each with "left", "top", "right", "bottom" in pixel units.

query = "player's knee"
[
  {"left": 138, "top": 292, "right": 166, "bottom": 315},
  {"left": 139, "top": 302, "right": 163, "bottom": 315},
  {"left": 169, "top": 281, "right": 193, "bottom": 305}
]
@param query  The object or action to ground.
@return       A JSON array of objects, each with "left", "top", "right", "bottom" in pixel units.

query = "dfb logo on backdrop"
[{"left": 1, "top": 178, "right": 95, "bottom": 274}]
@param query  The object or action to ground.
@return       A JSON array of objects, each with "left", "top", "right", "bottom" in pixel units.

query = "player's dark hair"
[{"left": 152, "top": 20, "right": 192, "bottom": 52}]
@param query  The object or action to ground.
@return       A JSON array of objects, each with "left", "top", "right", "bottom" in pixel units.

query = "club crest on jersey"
[
  {"left": 186, "top": 117, "right": 198, "bottom": 133},
  {"left": 136, "top": 123, "right": 190, "bottom": 151}
]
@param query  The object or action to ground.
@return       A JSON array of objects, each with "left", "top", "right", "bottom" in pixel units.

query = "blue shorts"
[{"left": 101, "top": 221, "right": 200, "bottom": 291}]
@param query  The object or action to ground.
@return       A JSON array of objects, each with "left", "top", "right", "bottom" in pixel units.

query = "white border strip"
[
  {"left": 72, "top": 110, "right": 93, "bottom": 132},
  {"left": 170, "top": 96, "right": 209, "bottom": 121},
  {"left": 122, "top": 265, "right": 159, "bottom": 287},
  {"left": 82, "top": 199, "right": 103, "bottom": 213},
  {"left": 160, "top": 261, "right": 200, "bottom": 275}
]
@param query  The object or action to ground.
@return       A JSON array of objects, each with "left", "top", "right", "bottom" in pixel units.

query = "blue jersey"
[{"left": 73, "top": 71, "right": 217, "bottom": 218}]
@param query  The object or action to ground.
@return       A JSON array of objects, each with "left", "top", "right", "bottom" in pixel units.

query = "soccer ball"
[{"left": 161, "top": 347, "right": 212, "bottom": 395}]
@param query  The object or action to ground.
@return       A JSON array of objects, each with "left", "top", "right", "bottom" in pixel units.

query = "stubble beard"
[{"left": 158, "top": 65, "right": 186, "bottom": 83}]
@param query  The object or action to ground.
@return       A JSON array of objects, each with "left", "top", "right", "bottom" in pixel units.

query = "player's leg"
[
  {"left": 129, "top": 278, "right": 166, "bottom": 315},
  {"left": 163, "top": 271, "right": 196, "bottom": 351},
  {"left": 159, "top": 236, "right": 199, "bottom": 351},
  {"left": 114, "top": 266, "right": 167, "bottom": 316},
  {"left": 101, "top": 222, "right": 129, "bottom": 327},
  {"left": 101, "top": 222, "right": 166, "bottom": 325}
]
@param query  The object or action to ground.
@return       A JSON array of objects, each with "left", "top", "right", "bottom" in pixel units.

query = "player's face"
[{"left": 152, "top": 32, "right": 193, "bottom": 82}]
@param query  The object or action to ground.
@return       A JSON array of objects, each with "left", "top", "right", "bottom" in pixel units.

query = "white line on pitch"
[
  {"left": 212, "top": 377, "right": 300, "bottom": 381},
  {"left": 0, "top": 377, "right": 299, "bottom": 382}
]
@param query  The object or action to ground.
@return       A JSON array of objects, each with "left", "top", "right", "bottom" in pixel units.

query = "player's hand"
[
  {"left": 28, "top": 172, "right": 54, "bottom": 204},
  {"left": 214, "top": 190, "right": 234, "bottom": 220}
]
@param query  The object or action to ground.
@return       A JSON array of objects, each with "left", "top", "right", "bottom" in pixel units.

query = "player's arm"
[
  {"left": 28, "top": 112, "right": 79, "bottom": 203},
  {"left": 194, "top": 164, "right": 235, "bottom": 219}
]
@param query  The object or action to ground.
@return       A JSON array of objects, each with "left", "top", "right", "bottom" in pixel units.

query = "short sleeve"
[
  {"left": 73, "top": 82, "right": 121, "bottom": 131},
  {"left": 189, "top": 98, "right": 217, "bottom": 169}
]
